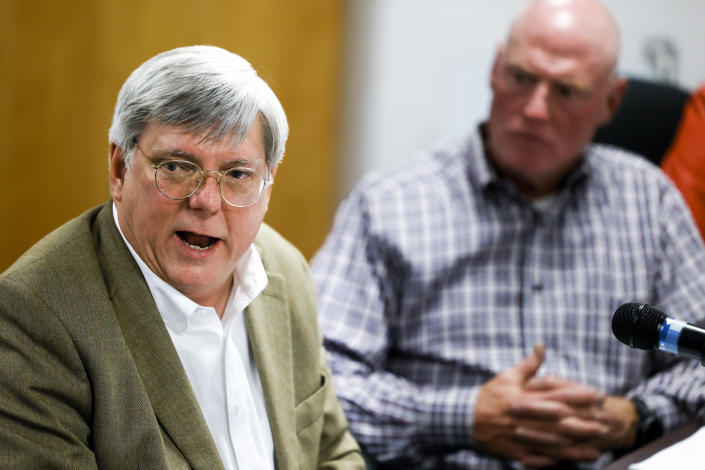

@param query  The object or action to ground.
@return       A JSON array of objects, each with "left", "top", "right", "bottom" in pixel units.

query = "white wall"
[{"left": 338, "top": 0, "right": 705, "bottom": 202}]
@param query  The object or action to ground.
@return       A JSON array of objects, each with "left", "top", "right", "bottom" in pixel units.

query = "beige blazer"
[{"left": 0, "top": 202, "right": 362, "bottom": 469}]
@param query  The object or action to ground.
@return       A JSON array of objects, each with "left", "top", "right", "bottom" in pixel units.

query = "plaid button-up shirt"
[{"left": 311, "top": 127, "right": 705, "bottom": 469}]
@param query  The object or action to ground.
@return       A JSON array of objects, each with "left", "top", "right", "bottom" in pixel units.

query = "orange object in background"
[{"left": 662, "top": 86, "right": 705, "bottom": 241}]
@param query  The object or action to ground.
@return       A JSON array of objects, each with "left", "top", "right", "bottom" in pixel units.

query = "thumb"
[{"left": 514, "top": 343, "right": 545, "bottom": 382}]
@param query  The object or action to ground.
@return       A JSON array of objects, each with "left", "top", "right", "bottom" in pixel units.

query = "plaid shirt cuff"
[{"left": 421, "top": 386, "right": 479, "bottom": 447}]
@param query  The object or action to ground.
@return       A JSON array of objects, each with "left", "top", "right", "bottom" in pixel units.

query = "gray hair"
[{"left": 108, "top": 45, "right": 288, "bottom": 168}]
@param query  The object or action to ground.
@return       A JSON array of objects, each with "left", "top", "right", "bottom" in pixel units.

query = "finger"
[
  {"left": 525, "top": 375, "right": 606, "bottom": 408},
  {"left": 514, "top": 425, "right": 574, "bottom": 446},
  {"left": 527, "top": 441, "right": 602, "bottom": 462},
  {"left": 556, "top": 416, "right": 609, "bottom": 440},
  {"left": 521, "top": 454, "right": 559, "bottom": 468},
  {"left": 476, "top": 435, "right": 543, "bottom": 463},
  {"left": 570, "top": 404, "right": 606, "bottom": 421},
  {"left": 514, "top": 343, "right": 546, "bottom": 382},
  {"left": 538, "top": 385, "right": 606, "bottom": 407},
  {"left": 510, "top": 398, "right": 573, "bottom": 420},
  {"left": 549, "top": 444, "right": 602, "bottom": 462},
  {"left": 532, "top": 343, "right": 545, "bottom": 361},
  {"left": 525, "top": 374, "right": 572, "bottom": 390}
]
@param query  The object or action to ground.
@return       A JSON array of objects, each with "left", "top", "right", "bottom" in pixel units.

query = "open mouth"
[{"left": 176, "top": 231, "right": 219, "bottom": 251}]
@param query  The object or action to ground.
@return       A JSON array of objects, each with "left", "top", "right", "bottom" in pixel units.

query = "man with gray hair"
[
  {"left": 0, "top": 45, "right": 362, "bottom": 469},
  {"left": 312, "top": 0, "right": 705, "bottom": 468}
]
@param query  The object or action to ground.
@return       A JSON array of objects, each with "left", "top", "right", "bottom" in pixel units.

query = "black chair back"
[{"left": 593, "top": 77, "right": 690, "bottom": 165}]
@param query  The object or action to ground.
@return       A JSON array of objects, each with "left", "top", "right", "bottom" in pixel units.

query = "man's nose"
[
  {"left": 188, "top": 171, "right": 222, "bottom": 212},
  {"left": 523, "top": 81, "right": 551, "bottom": 120}
]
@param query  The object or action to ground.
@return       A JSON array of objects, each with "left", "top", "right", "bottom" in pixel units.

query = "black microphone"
[{"left": 612, "top": 302, "right": 705, "bottom": 366}]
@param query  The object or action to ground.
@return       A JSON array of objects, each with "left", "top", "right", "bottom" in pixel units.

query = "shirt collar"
[
  {"left": 466, "top": 124, "right": 496, "bottom": 189},
  {"left": 111, "top": 203, "right": 268, "bottom": 333}
]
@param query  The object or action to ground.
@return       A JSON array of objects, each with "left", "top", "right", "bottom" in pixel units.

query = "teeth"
[{"left": 181, "top": 239, "right": 215, "bottom": 251}]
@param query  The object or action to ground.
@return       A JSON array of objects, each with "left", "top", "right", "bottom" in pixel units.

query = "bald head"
[
  {"left": 486, "top": 0, "right": 627, "bottom": 199},
  {"left": 508, "top": 0, "right": 620, "bottom": 78}
]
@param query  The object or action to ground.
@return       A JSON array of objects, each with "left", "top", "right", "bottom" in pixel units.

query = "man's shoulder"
[
  {"left": 354, "top": 133, "right": 476, "bottom": 201},
  {"left": 589, "top": 143, "right": 663, "bottom": 173},
  {"left": 588, "top": 143, "right": 672, "bottom": 187},
  {"left": 585, "top": 144, "right": 686, "bottom": 220},
  {"left": 0, "top": 203, "right": 115, "bottom": 333},
  {"left": 0, "top": 202, "right": 111, "bottom": 303},
  {"left": 254, "top": 223, "right": 308, "bottom": 274},
  {"left": 254, "top": 223, "right": 318, "bottom": 321},
  {"left": 2, "top": 204, "right": 105, "bottom": 287},
  {"left": 255, "top": 223, "right": 302, "bottom": 255}
]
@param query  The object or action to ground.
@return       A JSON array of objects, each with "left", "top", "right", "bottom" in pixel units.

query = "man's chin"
[
  {"left": 494, "top": 151, "right": 554, "bottom": 176},
  {"left": 166, "top": 268, "right": 230, "bottom": 299}
]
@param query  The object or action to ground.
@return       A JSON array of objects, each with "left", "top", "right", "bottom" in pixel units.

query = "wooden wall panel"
[{"left": 0, "top": 0, "right": 341, "bottom": 271}]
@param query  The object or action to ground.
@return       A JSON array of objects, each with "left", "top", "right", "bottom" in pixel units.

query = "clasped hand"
[{"left": 473, "top": 344, "right": 638, "bottom": 467}]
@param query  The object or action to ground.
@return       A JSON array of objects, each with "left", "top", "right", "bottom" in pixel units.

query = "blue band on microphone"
[{"left": 658, "top": 318, "right": 686, "bottom": 354}]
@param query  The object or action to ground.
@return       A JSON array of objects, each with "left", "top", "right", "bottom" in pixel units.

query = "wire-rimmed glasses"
[{"left": 135, "top": 144, "right": 271, "bottom": 208}]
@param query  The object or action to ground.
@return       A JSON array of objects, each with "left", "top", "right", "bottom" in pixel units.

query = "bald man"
[{"left": 311, "top": 0, "right": 705, "bottom": 468}]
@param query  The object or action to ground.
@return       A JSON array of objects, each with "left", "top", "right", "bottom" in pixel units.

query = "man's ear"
[
  {"left": 489, "top": 44, "right": 505, "bottom": 92},
  {"left": 602, "top": 76, "right": 628, "bottom": 125},
  {"left": 109, "top": 143, "right": 127, "bottom": 202}
]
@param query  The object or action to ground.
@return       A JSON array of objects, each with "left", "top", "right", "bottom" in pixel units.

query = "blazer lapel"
[
  {"left": 245, "top": 273, "right": 297, "bottom": 470},
  {"left": 94, "top": 203, "right": 225, "bottom": 470}
]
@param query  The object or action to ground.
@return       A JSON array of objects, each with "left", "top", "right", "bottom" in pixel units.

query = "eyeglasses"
[{"left": 135, "top": 144, "right": 272, "bottom": 208}]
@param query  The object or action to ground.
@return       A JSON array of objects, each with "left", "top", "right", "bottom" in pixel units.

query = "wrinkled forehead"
[
  {"left": 504, "top": 24, "right": 614, "bottom": 87},
  {"left": 143, "top": 122, "right": 269, "bottom": 169}
]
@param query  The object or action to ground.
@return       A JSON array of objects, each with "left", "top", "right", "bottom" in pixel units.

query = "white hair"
[{"left": 108, "top": 45, "right": 288, "bottom": 168}]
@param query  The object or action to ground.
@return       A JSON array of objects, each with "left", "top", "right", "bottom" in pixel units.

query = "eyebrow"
[
  {"left": 151, "top": 148, "right": 264, "bottom": 169},
  {"left": 505, "top": 62, "right": 590, "bottom": 93}
]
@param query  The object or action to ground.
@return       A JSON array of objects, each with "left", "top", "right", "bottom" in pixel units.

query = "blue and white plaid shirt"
[{"left": 311, "top": 126, "right": 705, "bottom": 469}]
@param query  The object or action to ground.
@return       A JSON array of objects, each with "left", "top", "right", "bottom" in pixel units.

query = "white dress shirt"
[{"left": 113, "top": 205, "right": 274, "bottom": 470}]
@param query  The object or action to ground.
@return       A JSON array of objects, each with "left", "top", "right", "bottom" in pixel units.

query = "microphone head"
[{"left": 612, "top": 302, "right": 667, "bottom": 350}]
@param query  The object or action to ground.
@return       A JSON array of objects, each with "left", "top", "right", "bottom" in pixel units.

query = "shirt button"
[
  {"left": 532, "top": 283, "right": 543, "bottom": 292},
  {"left": 232, "top": 403, "right": 240, "bottom": 416}
]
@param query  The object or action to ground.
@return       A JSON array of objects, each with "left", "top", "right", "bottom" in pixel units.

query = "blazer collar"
[{"left": 94, "top": 203, "right": 225, "bottom": 470}]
